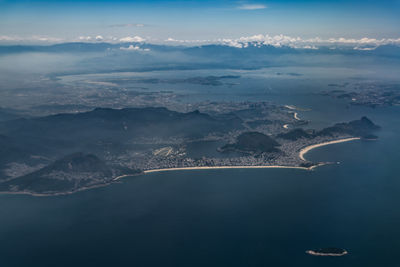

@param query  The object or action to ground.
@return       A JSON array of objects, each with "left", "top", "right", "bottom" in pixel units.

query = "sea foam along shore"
[{"left": 299, "top": 137, "right": 361, "bottom": 161}]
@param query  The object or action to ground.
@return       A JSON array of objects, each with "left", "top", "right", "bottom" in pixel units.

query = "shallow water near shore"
[{"left": 1, "top": 105, "right": 400, "bottom": 267}]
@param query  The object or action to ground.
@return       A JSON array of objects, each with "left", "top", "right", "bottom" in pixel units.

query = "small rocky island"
[{"left": 306, "top": 248, "right": 348, "bottom": 256}]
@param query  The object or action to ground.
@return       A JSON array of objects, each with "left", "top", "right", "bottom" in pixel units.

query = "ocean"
[
  {"left": 1, "top": 104, "right": 399, "bottom": 266},
  {"left": 1, "top": 63, "right": 400, "bottom": 266}
]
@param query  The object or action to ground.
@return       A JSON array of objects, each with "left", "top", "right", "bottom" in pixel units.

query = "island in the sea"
[
  {"left": 0, "top": 102, "right": 380, "bottom": 196},
  {"left": 306, "top": 248, "right": 348, "bottom": 256}
]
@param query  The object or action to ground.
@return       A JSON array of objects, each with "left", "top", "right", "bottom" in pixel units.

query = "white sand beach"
[
  {"left": 114, "top": 137, "right": 360, "bottom": 178},
  {"left": 143, "top": 165, "right": 310, "bottom": 174},
  {"left": 299, "top": 137, "right": 360, "bottom": 161}
]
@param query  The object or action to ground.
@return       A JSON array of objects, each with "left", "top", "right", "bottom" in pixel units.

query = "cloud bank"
[
  {"left": 164, "top": 34, "right": 400, "bottom": 50},
  {"left": 119, "top": 36, "right": 146, "bottom": 43},
  {"left": 0, "top": 35, "right": 63, "bottom": 43},
  {"left": 215, "top": 35, "right": 400, "bottom": 49},
  {"left": 1, "top": 34, "right": 400, "bottom": 50}
]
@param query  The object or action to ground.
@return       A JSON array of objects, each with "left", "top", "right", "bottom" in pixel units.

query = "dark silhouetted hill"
[
  {"left": 220, "top": 132, "right": 280, "bottom": 154},
  {"left": 0, "top": 153, "right": 139, "bottom": 195}
]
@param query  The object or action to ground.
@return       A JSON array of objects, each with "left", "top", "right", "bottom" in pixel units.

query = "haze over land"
[
  {"left": 0, "top": 34, "right": 396, "bottom": 195},
  {"left": 0, "top": 38, "right": 387, "bottom": 195},
  {"left": 1, "top": 0, "right": 400, "bottom": 266}
]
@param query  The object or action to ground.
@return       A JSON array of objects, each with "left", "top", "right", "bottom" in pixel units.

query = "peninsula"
[{"left": 0, "top": 103, "right": 380, "bottom": 195}]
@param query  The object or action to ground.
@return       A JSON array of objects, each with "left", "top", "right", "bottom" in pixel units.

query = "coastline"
[
  {"left": 0, "top": 137, "right": 360, "bottom": 196},
  {"left": 299, "top": 137, "right": 360, "bottom": 161},
  {"left": 113, "top": 174, "right": 135, "bottom": 181},
  {"left": 0, "top": 167, "right": 310, "bottom": 196},
  {"left": 306, "top": 250, "right": 348, "bottom": 257},
  {"left": 143, "top": 165, "right": 311, "bottom": 174},
  {"left": 0, "top": 182, "right": 112, "bottom": 197},
  {"left": 143, "top": 137, "right": 361, "bottom": 174}
]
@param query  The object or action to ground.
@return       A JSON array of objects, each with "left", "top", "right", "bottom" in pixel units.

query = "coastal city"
[{"left": 0, "top": 99, "right": 378, "bottom": 196}]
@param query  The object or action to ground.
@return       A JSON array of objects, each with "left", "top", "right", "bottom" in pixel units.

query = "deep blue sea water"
[
  {"left": 1, "top": 63, "right": 400, "bottom": 266},
  {"left": 1, "top": 105, "right": 399, "bottom": 267}
]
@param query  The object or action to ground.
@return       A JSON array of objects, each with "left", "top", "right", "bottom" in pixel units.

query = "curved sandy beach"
[
  {"left": 114, "top": 137, "right": 360, "bottom": 179},
  {"left": 143, "top": 165, "right": 310, "bottom": 174},
  {"left": 299, "top": 137, "right": 360, "bottom": 161}
]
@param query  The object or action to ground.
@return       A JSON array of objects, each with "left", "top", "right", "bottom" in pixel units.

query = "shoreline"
[
  {"left": 306, "top": 250, "right": 348, "bottom": 257},
  {"left": 143, "top": 165, "right": 311, "bottom": 174},
  {"left": 113, "top": 174, "right": 135, "bottom": 181},
  {"left": 0, "top": 182, "right": 112, "bottom": 197},
  {"left": 1, "top": 137, "right": 360, "bottom": 196},
  {"left": 299, "top": 137, "right": 360, "bottom": 161},
  {"left": 142, "top": 137, "right": 361, "bottom": 175},
  {"left": 0, "top": 164, "right": 322, "bottom": 196}
]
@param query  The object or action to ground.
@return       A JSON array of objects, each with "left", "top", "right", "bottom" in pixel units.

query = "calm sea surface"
[
  {"left": 1, "top": 66, "right": 400, "bottom": 266},
  {"left": 1, "top": 105, "right": 399, "bottom": 267}
]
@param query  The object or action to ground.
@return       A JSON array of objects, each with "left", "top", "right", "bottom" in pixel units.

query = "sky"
[{"left": 0, "top": 0, "right": 399, "bottom": 45}]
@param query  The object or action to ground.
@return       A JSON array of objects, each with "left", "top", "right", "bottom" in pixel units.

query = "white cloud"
[
  {"left": 79, "top": 36, "right": 92, "bottom": 41},
  {"left": 238, "top": 4, "right": 267, "bottom": 10},
  {"left": 120, "top": 45, "right": 150, "bottom": 51},
  {"left": 34, "top": 36, "right": 62, "bottom": 42},
  {"left": 353, "top": 46, "right": 377, "bottom": 51},
  {"left": 166, "top": 37, "right": 180, "bottom": 42},
  {"left": 0, "top": 35, "right": 21, "bottom": 41},
  {"left": 119, "top": 36, "right": 146, "bottom": 42},
  {"left": 161, "top": 35, "right": 400, "bottom": 49},
  {"left": 165, "top": 37, "right": 212, "bottom": 44},
  {"left": 216, "top": 34, "right": 400, "bottom": 49},
  {"left": 0, "top": 35, "right": 63, "bottom": 43},
  {"left": 1, "top": 33, "right": 399, "bottom": 51}
]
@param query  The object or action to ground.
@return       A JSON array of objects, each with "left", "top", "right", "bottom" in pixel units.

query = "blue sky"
[{"left": 0, "top": 0, "right": 399, "bottom": 44}]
